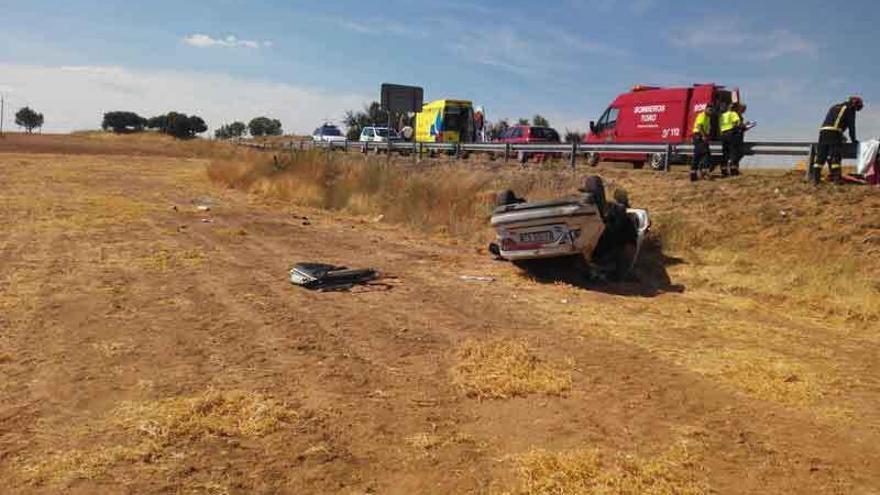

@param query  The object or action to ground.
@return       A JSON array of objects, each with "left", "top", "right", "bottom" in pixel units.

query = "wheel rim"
[{"left": 649, "top": 153, "right": 664, "bottom": 170}]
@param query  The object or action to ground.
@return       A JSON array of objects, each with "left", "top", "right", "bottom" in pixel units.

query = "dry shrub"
[
  {"left": 112, "top": 389, "right": 297, "bottom": 440},
  {"left": 17, "top": 390, "right": 297, "bottom": 485},
  {"left": 207, "top": 151, "right": 599, "bottom": 239},
  {"left": 512, "top": 442, "right": 707, "bottom": 495},
  {"left": 452, "top": 339, "right": 572, "bottom": 399},
  {"left": 689, "top": 348, "right": 826, "bottom": 406}
]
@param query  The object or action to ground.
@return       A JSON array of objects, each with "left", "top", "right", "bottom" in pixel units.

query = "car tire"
[
  {"left": 581, "top": 175, "right": 606, "bottom": 213},
  {"left": 586, "top": 152, "right": 600, "bottom": 167},
  {"left": 496, "top": 189, "right": 525, "bottom": 207},
  {"left": 649, "top": 152, "right": 666, "bottom": 171},
  {"left": 632, "top": 161, "right": 645, "bottom": 169}
]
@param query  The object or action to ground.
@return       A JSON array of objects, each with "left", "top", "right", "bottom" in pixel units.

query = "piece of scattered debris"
[
  {"left": 373, "top": 214, "right": 385, "bottom": 223},
  {"left": 290, "top": 262, "right": 379, "bottom": 291},
  {"left": 170, "top": 205, "right": 178, "bottom": 212},
  {"left": 302, "top": 220, "right": 311, "bottom": 226},
  {"left": 201, "top": 218, "right": 214, "bottom": 223},
  {"left": 196, "top": 205, "right": 211, "bottom": 212},
  {"left": 459, "top": 275, "right": 495, "bottom": 283}
]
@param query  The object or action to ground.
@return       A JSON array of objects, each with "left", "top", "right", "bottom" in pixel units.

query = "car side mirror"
[{"left": 589, "top": 121, "right": 597, "bottom": 134}]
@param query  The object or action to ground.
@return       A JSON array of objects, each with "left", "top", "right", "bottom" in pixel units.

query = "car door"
[{"left": 596, "top": 107, "right": 620, "bottom": 143}]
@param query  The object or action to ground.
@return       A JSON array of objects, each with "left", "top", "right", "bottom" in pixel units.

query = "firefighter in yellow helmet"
[
  {"left": 811, "top": 96, "right": 864, "bottom": 184},
  {"left": 691, "top": 103, "right": 714, "bottom": 182}
]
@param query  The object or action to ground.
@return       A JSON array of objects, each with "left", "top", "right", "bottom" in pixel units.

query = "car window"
[
  {"left": 596, "top": 107, "right": 619, "bottom": 131},
  {"left": 375, "top": 128, "right": 389, "bottom": 137},
  {"left": 605, "top": 108, "right": 619, "bottom": 129},
  {"left": 364, "top": 128, "right": 374, "bottom": 137},
  {"left": 313, "top": 128, "right": 321, "bottom": 135},
  {"left": 322, "top": 126, "right": 342, "bottom": 136},
  {"left": 547, "top": 129, "right": 560, "bottom": 142}
]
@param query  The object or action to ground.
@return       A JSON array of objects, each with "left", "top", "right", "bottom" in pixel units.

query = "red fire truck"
[{"left": 584, "top": 84, "right": 743, "bottom": 169}]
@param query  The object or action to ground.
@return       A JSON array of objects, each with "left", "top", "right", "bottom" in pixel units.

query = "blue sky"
[{"left": 1, "top": 0, "right": 878, "bottom": 139}]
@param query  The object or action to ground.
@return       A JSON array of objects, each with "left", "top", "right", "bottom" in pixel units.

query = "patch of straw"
[{"left": 452, "top": 339, "right": 572, "bottom": 399}]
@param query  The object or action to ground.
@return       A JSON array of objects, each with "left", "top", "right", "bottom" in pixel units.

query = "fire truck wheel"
[
  {"left": 649, "top": 152, "right": 666, "bottom": 170},
  {"left": 632, "top": 161, "right": 645, "bottom": 169}
]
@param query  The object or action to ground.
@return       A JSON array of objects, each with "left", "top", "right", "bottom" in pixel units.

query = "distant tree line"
[
  {"left": 213, "top": 117, "right": 283, "bottom": 139},
  {"left": 102, "top": 111, "right": 206, "bottom": 139}
]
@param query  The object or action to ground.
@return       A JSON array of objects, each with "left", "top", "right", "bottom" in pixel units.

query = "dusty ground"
[{"left": 1, "top": 136, "right": 879, "bottom": 494}]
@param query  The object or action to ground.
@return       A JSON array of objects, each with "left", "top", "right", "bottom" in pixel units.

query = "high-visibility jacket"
[
  {"left": 693, "top": 111, "right": 711, "bottom": 136},
  {"left": 720, "top": 110, "right": 742, "bottom": 133},
  {"left": 820, "top": 102, "right": 857, "bottom": 142}
]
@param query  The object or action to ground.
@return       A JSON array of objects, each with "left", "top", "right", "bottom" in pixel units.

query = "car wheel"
[
  {"left": 632, "top": 161, "right": 645, "bottom": 169},
  {"left": 496, "top": 189, "right": 525, "bottom": 207},
  {"left": 581, "top": 176, "right": 606, "bottom": 213},
  {"left": 649, "top": 152, "right": 666, "bottom": 170},
  {"left": 586, "top": 152, "right": 600, "bottom": 167}
]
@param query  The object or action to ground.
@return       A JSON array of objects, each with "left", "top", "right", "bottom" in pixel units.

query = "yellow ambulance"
[{"left": 415, "top": 99, "right": 475, "bottom": 143}]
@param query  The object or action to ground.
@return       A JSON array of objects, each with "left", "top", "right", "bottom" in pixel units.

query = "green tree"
[
  {"left": 15, "top": 107, "right": 44, "bottom": 133},
  {"left": 102, "top": 111, "right": 147, "bottom": 133},
  {"left": 228, "top": 121, "right": 246, "bottom": 138},
  {"left": 146, "top": 112, "right": 207, "bottom": 139},
  {"left": 248, "top": 117, "right": 283, "bottom": 137},
  {"left": 564, "top": 129, "right": 583, "bottom": 144},
  {"left": 487, "top": 119, "right": 510, "bottom": 140},
  {"left": 532, "top": 114, "right": 550, "bottom": 127},
  {"left": 146, "top": 115, "right": 168, "bottom": 132},
  {"left": 517, "top": 118, "right": 530, "bottom": 125},
  {"left": 215, "top": 121, "right": 246, "bottom": 139}
]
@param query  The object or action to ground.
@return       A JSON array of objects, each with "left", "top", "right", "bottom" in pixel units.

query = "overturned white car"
[{"left": 489, "top": 176, "right": 650, "bottom": 280}]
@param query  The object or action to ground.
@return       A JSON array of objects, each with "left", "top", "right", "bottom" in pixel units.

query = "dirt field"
[{"left": 1, "top": 134, "right": 879, "bottom": 494}]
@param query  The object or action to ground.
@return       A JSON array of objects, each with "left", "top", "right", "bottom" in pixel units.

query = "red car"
[{"left": 495, "top": 125, "right": 561, "bottom": 163}]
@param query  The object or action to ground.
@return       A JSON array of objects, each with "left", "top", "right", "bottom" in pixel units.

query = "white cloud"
[
  {"left": 0, "top": 63, "right": 369, "bottom": 134},
  {"left": 182, "top": 33, "right": 270, "bottom": 49},
  {"left": 336, "top": 19, "right": 425, "bottom": 38},
  {"left": 671, "top": 24, "right": 817, "bottom": 61}
]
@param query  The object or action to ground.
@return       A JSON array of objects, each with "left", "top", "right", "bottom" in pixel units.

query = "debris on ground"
[
  {"left": 196, "top": 205, "right": 211, "bottom": 212},
  {"left": 459, "top": 275, "right": 495, "bottom": 283},
  {"left": 289, "top": 262, "right": 379, "bottom": 291}
]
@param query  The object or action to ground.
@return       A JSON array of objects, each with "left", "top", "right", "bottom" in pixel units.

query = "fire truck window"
[
  {"left": 605, "top": 108, "right": 619, "bottom": 129},
  {"left": 511, "top": 127, "right": 523, "bottom": 138}
]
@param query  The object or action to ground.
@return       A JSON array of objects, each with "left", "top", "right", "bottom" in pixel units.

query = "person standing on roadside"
[
  {"left": 691, "top": 104, "right": 714, "bottom": 182},
  {"left": 720, "top": 102, "right": 747, "bottom": 177},
  {"left": 811, "top": 96, "right": 864, "bottom": 185}
]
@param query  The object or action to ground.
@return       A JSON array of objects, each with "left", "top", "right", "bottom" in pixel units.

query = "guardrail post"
[
  {"left": 806, "top": 143, "right": 816, "bottom": 182},
  {"left": 570, "top": 141, "right": 578, "bottom": 170},
  {"left": 504, "top": 143, "right": 510, "bottom": 164},
  {"left": 664, "top": 144, "right": 672, "bottom": 172}
]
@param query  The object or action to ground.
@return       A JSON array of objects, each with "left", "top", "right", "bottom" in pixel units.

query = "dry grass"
[
  {"left": 510, "top": 441, "right": 707, "bottom": 495},
  {"left": 136, "top": 246, "right": 207, "bottom": 271},
  {"left": 208, "top": 151, "right": 583, "bottom": 239},
  {"left": 16, "top": 390, "right": 298, "bottom": 485},
  {"left": 452, "top": 339, "right": 573, "bottom": 399}
]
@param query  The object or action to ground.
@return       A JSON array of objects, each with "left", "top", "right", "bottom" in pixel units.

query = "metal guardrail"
[{"left": 245, "top": 139, "right": 858, "bottom": 174}]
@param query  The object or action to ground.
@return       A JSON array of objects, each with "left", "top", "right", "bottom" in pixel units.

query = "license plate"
[{"left": 520, "top": 231, "right": 555, "bottom": 243}]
